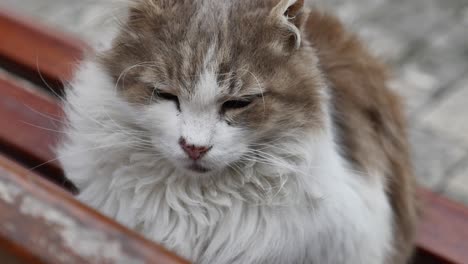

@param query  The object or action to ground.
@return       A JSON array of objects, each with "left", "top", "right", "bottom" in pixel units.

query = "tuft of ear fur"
[
  {"left": 127, "top": 0, "right": 164, "bottom": 20},
  {"left": 270, "top": 0, "right": 308, "bottom": 50}
]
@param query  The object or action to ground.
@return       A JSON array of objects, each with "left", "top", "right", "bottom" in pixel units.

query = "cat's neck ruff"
[{"left": 79, "top": 127, "right": 345, "bottom": 217}]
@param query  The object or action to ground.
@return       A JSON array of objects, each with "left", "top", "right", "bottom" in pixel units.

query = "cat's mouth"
[{"left": 187, "top": 163, "right": 211, "bottom": 173}]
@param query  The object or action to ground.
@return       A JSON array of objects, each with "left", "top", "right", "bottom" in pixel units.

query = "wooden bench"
[{"left": 0, "top": 9, "right": 467, "bottom": 264}]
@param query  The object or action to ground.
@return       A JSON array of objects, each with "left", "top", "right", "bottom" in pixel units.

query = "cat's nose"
[{"left": 179, "top": 137, "right": 212, "bottom": 161}]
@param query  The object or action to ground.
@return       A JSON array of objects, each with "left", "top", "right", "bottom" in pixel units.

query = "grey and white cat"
[{"left": 58, "top": 0, "right": 418, "bottom": 263}]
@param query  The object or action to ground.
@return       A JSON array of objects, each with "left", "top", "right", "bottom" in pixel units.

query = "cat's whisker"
[
  {"left": 23, "top": 104, "right": 66, "bottom": 124},
  {"left": 62, "top": 97, "right": 155, "bottom": 143},
  {"left": 22, "top": 120, "right": 153, "bottom": 152},
  {"left": 247, "top": 144, "right": 298, "bottom": 157},
  {"left": 114, "top": 61, "right": 159, "bottom": 91},
  {"left": 240, "top": 152, "right": 309, "bottom": 178},
  {"left": 20, "top": 121, "right": 69, "bottom": 134},
  {"left": 242, "top": 69, "right": 266, "bottom": 117},
  {"left": 244, "top": 148, "right": 296, "bottom": 164},
  {"left": 29, "top": 140, "right": 147, "bottom": 172},
  {"left": 35, "top": 56, "right": 65, "bottom": 99},
  {"left": 225, "top": 163, "right": 244, "bottom": 180}
]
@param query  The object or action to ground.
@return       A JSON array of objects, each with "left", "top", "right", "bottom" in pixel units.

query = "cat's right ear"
[{"left": 269, "top": 0, "right": 308, "bottom": 51}]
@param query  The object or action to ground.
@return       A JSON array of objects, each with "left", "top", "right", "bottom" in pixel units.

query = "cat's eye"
[
  {"left": 156, "top": 90, "right": 180, "bottom": 110},
  {"left": 159, "top": 92, "right": 178, "bottom": 102},
  {"left": 222, "top": 99, "right": 253, "bottom": 111}
]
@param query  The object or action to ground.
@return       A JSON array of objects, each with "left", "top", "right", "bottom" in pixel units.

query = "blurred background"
[{"left": 0, "top": 0, "right": 467, "bottom": 204}]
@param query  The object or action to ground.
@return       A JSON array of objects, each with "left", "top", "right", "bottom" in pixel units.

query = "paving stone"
[
  {"left": 0, "top": 0, "right": 120, "bottom": 50},
  {"left": 332, "top": 0, "right": 466, "bottom": 63},
  {"left": 420, "top": 78, "right": 468, "bottom": 147},
  {"left": 313, "top": 0, "right": 406, "bottom": 61},
  {"left": 355, "top": 0, "right": 446, "bottom": 61},
  {"left": 312, "top": 0, "right": 386, "bottom": 23},
  {"left": 409, "top": 124, "right": 467, "bottom": 189},
  {"left": 444, "top": 159, "right": 468, "bottom": 204},
  {"left": 389, "top": 12, "right": 468, "bottom": 114}
]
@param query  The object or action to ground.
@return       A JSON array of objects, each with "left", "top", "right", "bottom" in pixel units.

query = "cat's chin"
[
  {"left": 175, "top": 162, "right": 219, "bottom": 177},
  {"left": 187, "top": 163, "right": 211, "bottom": 173}
]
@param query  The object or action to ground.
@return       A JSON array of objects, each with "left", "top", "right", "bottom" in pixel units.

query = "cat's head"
[{"left": 100, "top": 0, "right": 327, "bottom": 175}]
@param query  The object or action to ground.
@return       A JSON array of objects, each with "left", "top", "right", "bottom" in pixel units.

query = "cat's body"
[{"left": 59, "top": 1, "right": 417, "bottom": 263}]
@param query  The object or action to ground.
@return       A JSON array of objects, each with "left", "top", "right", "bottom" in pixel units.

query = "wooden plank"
[
  {"left": 0, "top": 10, "right": 86, "bottom": 92},
  {"left": 0, "top": 78, "right": 76, "bottom": 191},
  {"left": 415, "top": 189, "right": 468, "bottom": 264},
  {"left": 0, "top": 78, "right": 60, "bottom": 166},
  {"left": 0, "top": 154, "right": 189, "bottom": 264}
]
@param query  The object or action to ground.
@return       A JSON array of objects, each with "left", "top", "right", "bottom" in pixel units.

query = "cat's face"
[{"left": 101, "top": 0, "right": 326, "bottom": 174}]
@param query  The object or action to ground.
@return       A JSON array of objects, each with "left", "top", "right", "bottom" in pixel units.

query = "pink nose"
[{"left": 179, "top": 138, "right": 212, "bottom": 161}]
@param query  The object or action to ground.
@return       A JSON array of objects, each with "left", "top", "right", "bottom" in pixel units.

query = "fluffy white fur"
[{"left": 59, "top": 60, "right": 393, "bottom": 263}]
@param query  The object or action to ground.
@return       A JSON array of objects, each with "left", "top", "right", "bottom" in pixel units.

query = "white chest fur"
[{"left": 61, "top": 137, "right": 392, "bottom": 264}]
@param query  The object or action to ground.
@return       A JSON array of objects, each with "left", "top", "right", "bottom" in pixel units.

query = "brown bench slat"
[
  {"left": 415, "top": 189, "right": 468, "bottom": 264},
  {"left": 0, "top": 77, "right": 77, "bottom": 192},
  {"left": 0, "top": 9, "right": 86, "bottom": 92},
  {"left": 0, "top": 78, "right": 61, "bottom": 165},
  {"left": 0, "top": 154, "right": 189, "bottom": 264},
  {"left": 0, "top": 77, "right": 75, "bottom": 191}
]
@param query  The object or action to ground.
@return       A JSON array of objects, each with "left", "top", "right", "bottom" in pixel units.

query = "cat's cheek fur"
[
  {"left": 136, "top": 103, "right": 183, "bottom": 161},
  {"left": 137, "top": 103, "right": 250, "bottom": 172}
]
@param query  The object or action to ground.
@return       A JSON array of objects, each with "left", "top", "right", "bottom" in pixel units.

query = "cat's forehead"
[
  {"left": 132, "top": 1, "right": 277, "bottom": 94},
  {"left": 103, "top": 0, "right": 289, "bottom": 102},
  {"left": 140, "top": 44, "right": 262, "bottom": 101},
  {"left": 133, "top": 0, "right": 278, "bottom": 59}
]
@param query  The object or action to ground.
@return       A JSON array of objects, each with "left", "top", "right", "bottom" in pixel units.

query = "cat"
[{"left": 58, "top": 0, "right": 418, "bottom": 263}]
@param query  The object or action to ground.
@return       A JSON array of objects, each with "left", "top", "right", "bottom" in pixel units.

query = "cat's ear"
[{"left": 269, "top": 0, "right": 308, "bottom": 50}]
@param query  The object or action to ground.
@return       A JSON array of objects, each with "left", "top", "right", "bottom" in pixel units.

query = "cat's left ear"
[{"left": 269, "top": 0, "right": 308, "bottom": 50}]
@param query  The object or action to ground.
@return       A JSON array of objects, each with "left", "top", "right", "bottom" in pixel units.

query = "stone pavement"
[{"left": 1, "top": 0, "right": 467, "bottom": 203}]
